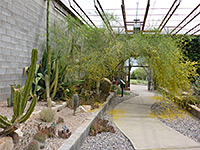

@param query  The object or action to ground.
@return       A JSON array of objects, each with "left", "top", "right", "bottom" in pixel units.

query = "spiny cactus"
[
  {"left": 39, "top": 108, "right": 55, "bottom": 122},
  {"left": 0, "top": 48, "right": 38, "bottom": 135},
  {"left": 45, "top": 74, "right": 51, "bottom": 107},
  {"left": 33, "top": 131, "right": 47, "bottom": 143},
  {"left": 73, "top": 94, "right": 79, "bottom": 115},
  {"left": 33, "top": 131, "right": 47, "bottom": 149},
  {"left": 51, "top": 60, "right": 58, "bottom": 100},
  {"left": 28, "top": 140, "right": 40, "bottom": 150},
  {"left": 7, "top": 85, "right": 15, "bottom": 107}
]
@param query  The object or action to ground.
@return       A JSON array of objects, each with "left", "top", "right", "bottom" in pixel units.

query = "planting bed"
[{"left": 0, "top": 100, "right": 91, "bottom": 150}]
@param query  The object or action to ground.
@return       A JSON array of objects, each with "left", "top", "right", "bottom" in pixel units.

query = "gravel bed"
[
  {"left": 0, "top": 100, "right": 91, "bottom": 150},
  {"left": 80, "top": 92, "right": 137, "bottom": 150},
  {"left": 151, "top": 100, "right": 200, "bottom": 143}
]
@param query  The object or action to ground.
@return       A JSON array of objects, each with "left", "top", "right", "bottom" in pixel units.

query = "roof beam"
[
  {"left": 158, "top": 0, "right": 181, "bottom": 32},
  {"left": 70, "top": 0, "right": 97, "bottom": 28},
  {"left": 171, "top": 4, "right": 200, "bottom": 35},
  {"left": 68, "top": 0, "right": 94, "bottom": 28},
  {"left": 191, "top": 29, "right": 200, "bottom": 35},
  {"left": 185, "top": 23, "right": 200, "bottom": 35},
  {"left": 53, "top": 0, "right": 84, "bottom": 25},
  {"left": 94, "top": 0, "right": 113, "bottom": 32},
  {"left": 142, "top": 0, "right": 150, "bottom": 32},
  {"left": 121, "top": 0, "right": 127, "bottom": 31}
]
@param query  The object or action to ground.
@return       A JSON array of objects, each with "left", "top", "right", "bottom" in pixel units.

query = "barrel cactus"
[{"left": 0, "top": 48, "right": 38, "bottom": 135}]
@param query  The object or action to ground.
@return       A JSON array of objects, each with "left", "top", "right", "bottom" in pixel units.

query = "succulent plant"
[
  {"left": 73, "top": 94, "right": 79, "bottom": 115},
  {"left": 39, "top": 108, "right": 55, "bottom": 122},
  {"left": 28, "top": 140, "right": 40, "bottom": 150},
  {"left": 0, "top": 49, "right": 38, "bottom": 135},
  {"left": 37, "top": 124, "right": 56, "bottom": 138},
  {"left": 33, "top": 131, "right": 47, "bottom": 143},
  {"left": 7, "top": 85, "right": 15, "bottom": 107}
]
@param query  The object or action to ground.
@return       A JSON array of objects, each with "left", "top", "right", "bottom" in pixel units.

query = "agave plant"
[{"left": 0, "top": 48, "right": 38, "bottom": 135}]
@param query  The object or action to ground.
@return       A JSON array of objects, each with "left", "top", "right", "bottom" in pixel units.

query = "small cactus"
[
  {"left": 33, "top": 131, "right": 47, "bottom": 143},
  {"left": 28, "top": 140, "right": 40, "bottom": 150},
  {"left": 73, "top": 94, "right": 79, "bottom": 115},
  {"left": 33, "top": 131, "right": 47, "bottom": 149},
  {"left": 39, "top": 108, "right": 55, "bottom": 122}
]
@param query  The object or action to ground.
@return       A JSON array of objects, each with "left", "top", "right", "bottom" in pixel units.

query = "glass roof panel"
[{"left": 61, "top": 0, "right": 200, "bottom": 35}]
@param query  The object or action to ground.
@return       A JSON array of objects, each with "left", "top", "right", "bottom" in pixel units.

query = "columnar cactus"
[
  {"left": 0, "top": 48, "right": 38, "bottom": 135},
  {"left": 73, "top": 94, "right": 79, "bottom": 115},
  {"left": 7, "top": 85, "right": 15, "bottom": 107}
]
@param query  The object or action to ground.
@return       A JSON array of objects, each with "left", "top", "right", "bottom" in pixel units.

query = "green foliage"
[
  {"left": 0, "top": 49, "right": 38, "bottom": 135},
  {"left": 111, "top": 85, "right": 120, "bottom": 92},
  {"left": 117, "top": 90, "right": 130, "bottom": 95},
  {"left": 133, "top": 32, "right": 197, "bottom": 98},
  {"left": 39, "top": 108, "right": 55, "bottom": 122},
  {"left": 48, "top": 16, "right": 135, "bottom": 96},
  {"left": 130, "top": 79, "right": 148, "bottom": 85},
  {"left": 176, "top": 35, "right": 200, "bottom": 75},
  {"left": 28, "top": 140, "right": 40, "bottom": 150},
  {"left": 131, "top": 72, "right": 137, "bottom": 79},
  {"left": 133, "top": 68, "right": 147, "bottom": 80}
]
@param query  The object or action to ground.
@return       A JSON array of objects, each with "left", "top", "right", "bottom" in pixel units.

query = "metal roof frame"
[
  {"left": 158, "top": 0, "right": 181, "bottom": 32},
  {"left": 56, "top": 0, "right": 200, "bottom": 35},
  {"left": 170, "top": 4, "right": 200, "bottom": 35}
]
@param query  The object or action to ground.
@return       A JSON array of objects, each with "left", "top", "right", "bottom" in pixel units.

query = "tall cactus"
[
  {"left": 51, "top": 60, "right": 58, "bottom": 100},
  {"left": 7, "top": 85, "right": 15, "bottom": 107},
  {"left": 0, "top": 48, "right": 38, "bottom": 135},
  {"left": 45, "top": 74, "right": 51, "bottom": 107}
]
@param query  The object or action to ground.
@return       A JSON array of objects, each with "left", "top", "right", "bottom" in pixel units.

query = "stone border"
[
  {"left": 58, "top": 92, "right": 116, "bottom": 150},
  {"left": 187, "top": 104, "right": 200, "bottom": 119}
]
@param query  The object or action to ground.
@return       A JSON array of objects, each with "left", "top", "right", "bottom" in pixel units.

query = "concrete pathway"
[{"left": 113, "top": 85, "right": 200, "bottom": 150}]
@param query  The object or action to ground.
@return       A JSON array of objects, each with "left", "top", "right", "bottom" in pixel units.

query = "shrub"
[{"left": 39, "top": 108, "right": 55, "bottom": 122}]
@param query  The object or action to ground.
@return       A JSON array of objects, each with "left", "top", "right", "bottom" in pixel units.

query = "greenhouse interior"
[{"left": 0, "top": 0, "right": 200, "bottom": 149}]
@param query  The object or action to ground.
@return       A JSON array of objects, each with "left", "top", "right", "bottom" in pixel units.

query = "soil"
[{"left": 0, "top": 100, "right": 91, "bottom": 150}]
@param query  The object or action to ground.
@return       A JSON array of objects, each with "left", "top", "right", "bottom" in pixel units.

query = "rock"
[
  {"left": 15, "top": 128, "right": 23, "bottom": 138},
  {"left": 83, "top": 105, "right": 91, "bottom": 111},
  {"left": 0, "top": 140, "right": 5, "bottom": 150},
  {"left": 0, "top": 137, "right": 14, "bottom": 150},
  {"left": 77, "top": 106, "right": 87, "bottom": 113},
  {"left": 51, "top": 101, "right": 56, "bottom": 107},
  {"left": 77, "top": 105, "right": 92, "bottom": 113}
]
